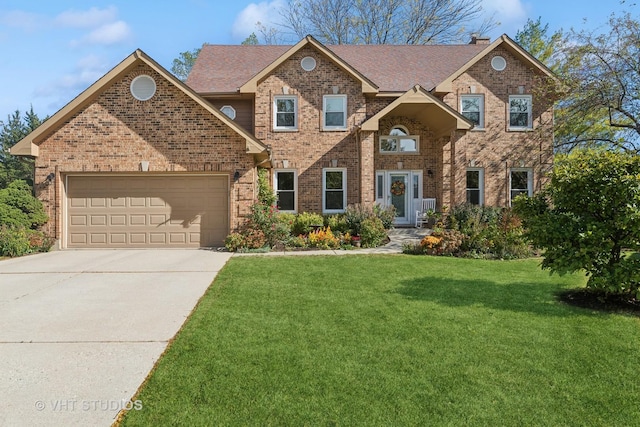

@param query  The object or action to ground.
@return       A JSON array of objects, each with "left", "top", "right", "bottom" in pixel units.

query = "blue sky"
[{"left": 0, "top": 0, "right": 635, "bottom": 120}]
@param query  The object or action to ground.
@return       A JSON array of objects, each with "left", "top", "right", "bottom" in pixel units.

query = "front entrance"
[{"left": 376, "top": 170, "right": 422, "bottom": 226}]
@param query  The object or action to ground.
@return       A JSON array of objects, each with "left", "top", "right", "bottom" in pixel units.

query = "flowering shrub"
[
  {"left": 292, "top": 212, "right": 325, "bottom": 236},
  {"left": 359, "top": 217, "right": 386, "bottom": 248},
  {"left": 307, "top": 226, "right": 340, "bottom": 249}
]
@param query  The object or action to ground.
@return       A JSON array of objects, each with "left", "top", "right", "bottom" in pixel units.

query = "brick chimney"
[{"left": 470, "top": 35, "right": 491, "bottom": 45}]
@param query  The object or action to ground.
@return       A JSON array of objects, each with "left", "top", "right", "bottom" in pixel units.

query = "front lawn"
[{"left": 120, "top": 256, "right": 640, "bottom": 426}]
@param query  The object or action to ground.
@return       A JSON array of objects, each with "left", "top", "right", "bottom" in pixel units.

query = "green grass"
[{"left": 121, "top": 255, "right": 640, "bottom": 426}]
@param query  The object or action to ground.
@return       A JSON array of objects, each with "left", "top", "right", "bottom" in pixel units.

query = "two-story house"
[{"left": 11, "top": 34, "right": 555, "bottom": 249}]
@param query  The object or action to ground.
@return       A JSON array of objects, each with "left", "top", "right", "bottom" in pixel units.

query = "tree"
[
  {"left": 279, "top": 0, "right": 497, "bottom": 45},
  {"left": 0, "top": 108, "right": 45, "bottom": 189},
  {"left": 242, "top": 32, "right": 259, "bottom": 45},
  {"left": 515, "top": 17, "right": 563, "bottom": 70},
  {"left": 554, "top": 13, "right": 640, "bottom": 152},
  {"left": 513, "top": 150, "right": 640, "bottom": 298},
  {"left": 171, "top": 48, "right": 201, "bottom": 82}
]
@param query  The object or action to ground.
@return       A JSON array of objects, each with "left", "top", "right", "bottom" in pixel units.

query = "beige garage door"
[{"left": 66, "top": 175, "right": 228, "bottom": 248}]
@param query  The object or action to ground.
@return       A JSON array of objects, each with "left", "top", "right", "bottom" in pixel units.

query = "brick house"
[{"left": 11, "top": 34, "right": 555, "bottom": 249}]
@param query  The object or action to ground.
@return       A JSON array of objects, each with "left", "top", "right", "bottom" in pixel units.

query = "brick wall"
[
  {"left": 34, "top": 63, "right": 256, "bottom": 240},
  {"left": 254, "top": 45, "right": 369, "bottom": 213},
  {"left": 443, "top": 45, "right": 554, "bottom": 206}
]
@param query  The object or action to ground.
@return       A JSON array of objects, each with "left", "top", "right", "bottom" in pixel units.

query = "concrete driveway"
[{"left": 0, "top": 249, "right": 231, "bottom": 426}]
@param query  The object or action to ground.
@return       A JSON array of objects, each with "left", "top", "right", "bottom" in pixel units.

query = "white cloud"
[
  {"left": 34, "top": 54, "right": 108, "bottom": 98},
  {"left": 83, "top": 20, "right": 132, "bottom": 45},
  {"left": 482, "top": 0, "right": 527, "bottom": 22},
  {"left": 54, "top": 6, "right": 118, "bottom": 29},
  {"left": 232, "top": 0, "right": 284, "bottom": 41}
]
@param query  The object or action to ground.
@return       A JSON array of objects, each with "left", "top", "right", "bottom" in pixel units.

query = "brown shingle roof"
[{"left": 187, "top": 43, "right": 488, "bottom": 94}]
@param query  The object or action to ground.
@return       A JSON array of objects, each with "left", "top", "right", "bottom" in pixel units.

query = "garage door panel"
[{"left": 67, "top": 175, "right": 228, "bottom": 248}]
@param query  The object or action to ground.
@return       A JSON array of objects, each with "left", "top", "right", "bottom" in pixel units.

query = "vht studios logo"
[{"left": 35, "top": 399, "right": 143, "bottom": 412}]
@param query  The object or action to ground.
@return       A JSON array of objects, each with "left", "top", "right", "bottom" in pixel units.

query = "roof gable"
[
  {"left": 361, "top": 85, "right": 472, "bottom": 138},
  {"left": 434, "top": 34, "right": 556, "bottom": 94},
  {"left": 11, "top": 50, "right": 268, "bottom": 158},
  {"left": 238, "top": 35, "right": 378, "bottom": 94}
]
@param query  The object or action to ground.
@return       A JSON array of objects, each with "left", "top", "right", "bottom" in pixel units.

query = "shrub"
[
  {"left": 292, "top": 212, "right": 324, "bottom": 236},
  {"left": 286, "top": 235, "right": 307, "bottom": 249},
  {"left": 0, "top": 180, "right": 48, "bottom": 229},
  {"left": 257, "top": 168, "right": 276, "bottom": 206},
  {"left": 224, "top": 232, "right": 246, "bottom": 252},
  {"left": 359, "top": 216, "right": 386, "bottom": 248},
  {"left": 0, "top": 226, "right": 31, "bottom": 257},
  {"left": 373, "top": 204, "right": 396, "bottom": 229},
  {"left": 307, "top": 226, "right": 340, "bottom": 249},
  {"left": 324, "top": 214, "right": 349, "bottom": 234},
  {"left": 242, "top": 228, "right": 266, "bottom": 249},
  {"left": 249, "top": 203, "right": 289, "bottom": 247},
  {"left": 344, "top": 204, "right": 374, "bottom": 236}
]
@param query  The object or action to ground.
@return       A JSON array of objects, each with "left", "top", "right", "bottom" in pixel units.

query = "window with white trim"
[
  {"left": 275, "top": 170, "right": 297, "bottom": 212},
  {"left": 220, "top": 105, "right": 236, "bottom": 120},
  {"left": 274, "top": 96, "right": 297, "bottom": 130},
  {"left": 379, "top": 125, "right": 419, "bottom": 153},
  {"left": 509, "top": 95, "right": 532, "bottom": 129},
  {"left": 509, "top": 168, "right": 533, "bottom": 204},
  {"left": 323, "top": 168, "right": 347, "bottom": 213},
  {"left": 461, "top": 95, "right": 484, "bottom": 128},
  {"left": 466, "top": 168, "right": 484, "bottom": 205},
  {"left": 323, "top": 95, "right": 347, "bottom": 130}
]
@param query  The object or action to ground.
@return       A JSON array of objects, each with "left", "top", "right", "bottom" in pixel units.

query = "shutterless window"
[
  {"left": 509, "top": 95, "right": 532, "bottom": 129},
  {"left": 460, "top": 95, "right": 484, "bottom": 128},
  {"left": 323, "top": 168, "right": 346, "bottom": 213},
  {"left": 510, "top": 168, "right": 533, "bottom": 204},
  {"left": 274, "top": 96, "right": 297, "bottom": 130},
  {"left": 323, "top": 95, "right": 347, "bottom": 130},
  {"left": 466, "top": 168, "right": 484, "bottom": 205},
  {"left": 380, "top": 126, "right": 419, "bottom": 153},
  {"left": 275, "top": 170, "right": 296, "bottom": 212}
]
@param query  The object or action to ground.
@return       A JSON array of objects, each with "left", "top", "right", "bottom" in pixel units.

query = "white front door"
[{"left": 376, "top": 170, "right": 422, "bottom": 226}]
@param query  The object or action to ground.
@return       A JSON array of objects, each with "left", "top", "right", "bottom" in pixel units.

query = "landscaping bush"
[
  {"left": 307, "top": 226, "right": 340, "bottom": 249},
  {"left": 359, "top": 216, "right": 386, "bottom": 248},
  {"left": 224, "top": 232, "right": 246, "bottom": 252},
  {"left": 445, "top": 204, "right": 531, "bottom": 259},
  {"left": 292, "top": 212, "right": 324, "bottom": 236},
  {"left": 323, "top": 214, "right": 349, "bottom": 234},
  {"left": 248, "top": 203, "right": 290, "bottom": 247},
  {"left": 373, "top": 204, "right": 396, "bottom": 229},
  {"left": 0, "top": 226, "right": 31, "bottom": 257},
  {"left": 0, "top": 180, "right": 48, "bottom": 229}
]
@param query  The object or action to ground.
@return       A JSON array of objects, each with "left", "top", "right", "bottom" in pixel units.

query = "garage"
[{"left": 66, "top": 175, "right": 229, "bottom": 248}]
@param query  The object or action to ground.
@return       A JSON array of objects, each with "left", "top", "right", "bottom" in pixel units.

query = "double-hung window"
[
  {"left": 509, "top": 95, "right": 532, "bottom": 130},
  {"left": 509, "top": 168, "right": 533, "bottom": 204},
  {"left": 274, "top": 96, "right": 297, "bottom": 130},
  {"left": 323, "top": 168, "right": 346, "bottom": 213},
  {"left": 460, "top": 95, "right": 484, "bottom": 129},
  {"left": 466, "top": 168, "right": 484, "bottom": 205},
  {"left": 323, "top": 95, "right": 347, "bottom": 130},
  {"left": 275, "top": 170, "right": 297, "bottom": 212}
]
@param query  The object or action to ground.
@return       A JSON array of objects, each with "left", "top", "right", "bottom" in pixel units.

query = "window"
[
  {"left": 509, "top": 168, "right": 533, "bottom": 204},
  {"left": 460, "top": 95, "right": 484, "bottom": 128},
  {"left": 323, "top": 95, "right": 347, "bottom": 130},
  {"left": 466, "top": 168, "right": 484, "bottom": 205},
  {"left": 220, "top": 105, "right": 236, "bottom": 120},
  {"left": 379, "top": 126, "right": 419, "bottom": 153},
  {"left": 275, "top": 170, "right": 296, "bottom": 212},
  {"left": 274, "top": 96, "right": 297, "bottom": 130},
  {"left": 323, "top": 168, "right": 346, "bottom": 213},
  {"left": 509, "top": 95, "right": 532, "bottom": 129}
]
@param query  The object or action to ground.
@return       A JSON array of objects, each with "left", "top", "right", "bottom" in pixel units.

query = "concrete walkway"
[{"left": 0, "top": 249, "right": 231, "bottom": 427}]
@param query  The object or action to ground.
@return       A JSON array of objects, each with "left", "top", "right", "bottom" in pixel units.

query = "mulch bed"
[{"left": 557, "top": 289, "right": 640, "bottom": 317}]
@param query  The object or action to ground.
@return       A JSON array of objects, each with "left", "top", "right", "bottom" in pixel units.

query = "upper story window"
[
  {"left": 220, "top": 105, "right": 236, "bottom": 120},
  {"left": 460, "top": 95, "right": 484, "bottom": 129},
  {"left": 509, "top": 95, "right": 532, "bottom": 130},
  {"left": 379, "top": 125, "right": 419, "bottom": 153},
  {"left": 274, "top": 96, "right": 297, "bottom": 130},
  {"left": 323, "top": 95, "right": 347, "bottom": 130}
]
